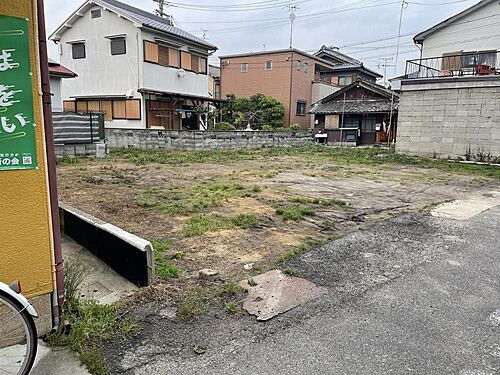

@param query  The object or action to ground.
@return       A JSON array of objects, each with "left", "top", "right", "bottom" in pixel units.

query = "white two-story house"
[{"left": 49, "top": 0, "right": 218, "bottom": 129}]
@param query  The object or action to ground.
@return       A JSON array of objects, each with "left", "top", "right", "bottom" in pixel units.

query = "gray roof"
[
  {"left": 50, "top": 0, "right": 216, "bottom": 50},
  {"left": 312, "top": 99, "right": 397, "bottom": 114},
  {"left": 314, "top": 46, "right": 362, "bottom": 66},
  {"left": 314, "top": 45, "right": 382, "bottom": 78},
  {"left": 96, "top": 0, "right": 216, "bottom": 49}
]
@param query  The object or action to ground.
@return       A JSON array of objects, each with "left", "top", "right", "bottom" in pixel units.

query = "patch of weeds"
[
  {"left": 217, "top": 281, "right": 245, "bottom": 297},
  {"left": 275, "top": 204, "right": 315, "bottom": 221},
  {"left": 183, "top": 214, "right": 227, "bottom": 237},
  {"left": 151, "top": 240, "right": 180, "bottom": 279},
  {"left": 282, "top": 267, "right": 297, "bottom": 277},
  {"left": 46, "top": 261, "right": 136, "bottom": 375},
  {"left": 171, "top": 250, "right": 187, "bottom": 260},
  {"left": 251, "top": 184, "right": 262, "bottom": 193},
  {"left": 57, "top": 156, "right": 79, "bottom": 165},
  {"left": 177, "top": 291, "right": 205, "bottom": 319},
  {"left": 225, "top": 302, "right": 242, "bottom": 314},
  {"left": 82, "top": 175, "right": 104, "bottom": 185},
  {"left": 288, "top": 197, "right": 348, "bottom": 207},
  {"left": 419, "top": 199, "right": 454, "bottom": 213},
  {"left": 136, "top": 194, "right": 159, "bottom": 208},
  {"left": 229, "top": 213, "right": 259, "bottom": 228},
  {"left": 247, "top": 278, "right": 257, "bottom": 287}
]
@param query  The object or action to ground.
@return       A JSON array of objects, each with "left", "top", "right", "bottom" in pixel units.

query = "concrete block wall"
[
  {"left": 396, "top": 77, "right": 500, "bottom": 159},
  {"left": 55, "top": 143, "right": 107, "bottom": 158},
  {"left": 105, "top": 129, "right": 313, "bottom": 151}
]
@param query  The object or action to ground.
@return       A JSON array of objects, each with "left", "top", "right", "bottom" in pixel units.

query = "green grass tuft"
[
  {"left": 229, "top": 213, "right": 259, "bottom": 228},
  {"left": 151, "top": 240, "right": 180, "bottom": 278},
  {"left": 275, "top": 204, "right": 315, "bottom": 221},
  {"left": 183, "top": 214, "right": 226, "bottom": 237}
]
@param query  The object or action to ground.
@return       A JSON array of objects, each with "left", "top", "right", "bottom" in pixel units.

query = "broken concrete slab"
[
  {"left": 239, "top": 270, "right": 326, "bottom": 321},
  {"left": 431, "top": 191, "right": 500, "bottom": 220},
  {"left": 199, "top": 269, "right": 219, "bottom": 279}
]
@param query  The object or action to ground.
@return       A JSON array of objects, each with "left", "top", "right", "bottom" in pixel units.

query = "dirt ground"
[{"left": 56, "top": 147, "right": 499, "bottom": 288}]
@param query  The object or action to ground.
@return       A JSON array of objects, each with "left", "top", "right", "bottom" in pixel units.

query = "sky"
[{"left": 44, "top": 0, "right": 478, "bottom": 81}]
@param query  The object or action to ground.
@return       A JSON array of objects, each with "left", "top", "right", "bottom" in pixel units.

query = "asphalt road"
[{"left": 111, "top": 206, "right": 500, "bottom": 375}]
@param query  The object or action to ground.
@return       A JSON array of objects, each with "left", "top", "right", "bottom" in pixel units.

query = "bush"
[
  {"left": 214, "top": 122, "right": 236, "bottom": 131},
  {"left": 261, "top": 124, "right": 274, "bottom": 131},
  {"left": 289, "top": 123, "right": 302, "bottom": 131}
]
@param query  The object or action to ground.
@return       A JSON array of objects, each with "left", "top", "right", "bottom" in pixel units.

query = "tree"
[{"left": 221, "top": 93, "right": 284, "bottom": 129}]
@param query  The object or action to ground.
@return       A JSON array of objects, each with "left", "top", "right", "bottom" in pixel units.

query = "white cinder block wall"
[{"left": 396, "top": 77, "right": 500, "bottom": 159}]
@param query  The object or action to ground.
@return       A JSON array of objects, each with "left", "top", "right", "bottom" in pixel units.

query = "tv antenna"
[
  {"left": 378, "top": 57, "right": 395, "bottom": 86},
  {"left": 201, "top": 28, "right": 208, "bottom": 39}
]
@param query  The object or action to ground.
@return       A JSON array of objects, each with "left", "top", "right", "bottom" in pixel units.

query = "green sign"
[{"left": 0, "top": 15, "right": 37, "bottom": 171}]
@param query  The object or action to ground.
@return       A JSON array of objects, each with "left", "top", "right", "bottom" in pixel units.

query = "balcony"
[{"left": 404, "top": 51, "right": 499, "bottom": 80}]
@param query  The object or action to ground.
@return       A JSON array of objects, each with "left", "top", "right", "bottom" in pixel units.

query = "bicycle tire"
[{"left": 0, "top": 291, "right": 38, "bottom": 375}]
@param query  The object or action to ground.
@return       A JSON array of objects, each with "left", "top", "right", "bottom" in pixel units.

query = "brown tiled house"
[{"left": 219, "top": 48, "right": 335, "bottom": 129}]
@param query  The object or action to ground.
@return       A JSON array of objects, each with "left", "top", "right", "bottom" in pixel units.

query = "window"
[
  {"left": 144, "top": 40, "right": 159, "bottom": 63},
  {"left": 265, "top": 60, "right": 272, "bottom": 70},
  {"left": 199, "top": 57, "right": 207, "bottom": 74},
  {"left": 91, "top": 9, "right": 101, "bottom": 19},
  {"left": 461, "top": 51, "right": 497, "bottom": 68},
  {"left": 169, "top": 48, "right": 179, "bottom": 68},
  {"left": 181, "top": 51, "right": 192, "bottom": 70},
  {"left": 110, "top": 38, "right": 126, "bottom": 55},
  {"left": 296, "top": 100, "right": 307, "bottom": 116},
  {"left": 241, "top": 63, "right": 248, "bottom": 73},
  {"left": 338, "top": 76, "right": 353, "bottom": 86},
  {"left": 73, "top": 99, "right": 140, "bottom": 120},
  {"left": 303, "top": 62, "right": 308, "bottom": 73},
  {"left": 191, "top": 54, "right": 200, "bottom": 73},
  {"left": 158, "top": 45, "right": 169, "bottom": 66},
  {"left": 72, "top": 42, "right": 86, "bottom": 59}
]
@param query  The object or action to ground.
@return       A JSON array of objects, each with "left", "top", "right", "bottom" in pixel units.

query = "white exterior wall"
[
  {"left": 58, "top": 6, "right": 141, "bottom": 100},
  {"left": 49, "top": 76, "right": 63, "bottom": 112},
  {"left": 421, "top": 1, "right": 500, "bottom": 59},
  {"left": 140, "top": 30, "right": 209, "bottom": 97}
]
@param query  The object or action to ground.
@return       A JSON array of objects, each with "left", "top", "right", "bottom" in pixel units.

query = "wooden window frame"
[
  {"left": 112, "top": 99, "right": 141, "bottom": 120},
  {"left": 63, "top": 100, "right": 76, "bottom": 113},
  {"left": 143, "top": 40, "right": 159, "bottom": 64}
]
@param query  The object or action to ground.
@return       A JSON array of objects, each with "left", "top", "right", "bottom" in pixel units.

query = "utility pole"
[
  {"left": 387, "top": 0, "right": 408, "bottom": 144},
  {"left": 288, "top": 4, "right": 298, "bottom": 49},
  {"left": 378, "top": 57, "right": 395, "bottom": 87},
  {"left": 153, "top": 0, "right": 170, "bottom": 19}
]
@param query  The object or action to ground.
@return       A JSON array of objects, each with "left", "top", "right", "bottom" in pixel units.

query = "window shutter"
[
  {"left": 87, "top": 100, "right": 100, "bottom": 112},
  {"left": 144, "top": 41, "right": 159, "bottom": 63},
  {"left": 169, "top": 49, "right": 179, "bottom": 68},
  {"left": 441, "top": 52, "right": 461, "bottom": 71},
  {"left": 181, "top": 51, "right": 192, "bottom": 70},
  {"left": 101, "top": 101, "right": 113, "bottom": 121},
  {"left": 125, "top": 100, "right": 141, "bottom": 120},
  {"left": 63, "top": 100, "right": 76, "bottom": 112},
  {"left": 158, "top": 45, "right": 169, "bottom": 67},
  {"left": 191, "top": 54, "right": 199, "bottom": 73},
  {"left": 76, "top": 101, "right": 88, "bottom": 113},
  {"left": 113, "top": 100, "right": 127, "bottom": 118}
]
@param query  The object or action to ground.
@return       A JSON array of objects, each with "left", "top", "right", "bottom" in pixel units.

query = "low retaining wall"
[
  {"left": 106, "top": 129, "right": 313, "bottom": 151},
  {"left": 55, "top": 143, "right": 107, "bottom": 159},
  {"left": 59, "top": 204, "right": 154, "bottom": 287}
]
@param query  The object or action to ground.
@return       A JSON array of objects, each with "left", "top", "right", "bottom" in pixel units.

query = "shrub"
[
  {"left": 289, "top": 123, "right": 301, "bottom": 131},
  {"left": 214, "top": 122, "right": 236, "bottom": 131},
  {"left": 261, "top": 124, "right": 274, "bottom": 131}
]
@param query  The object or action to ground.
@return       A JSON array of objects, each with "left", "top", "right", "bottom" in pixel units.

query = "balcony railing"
[{"left": 405, "top": 51, "right": 499, "bottom": 80}]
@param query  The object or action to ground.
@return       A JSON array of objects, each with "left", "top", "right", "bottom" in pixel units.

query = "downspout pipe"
[{"left": 37, "top": 0, "right": 65, "bottom": 312}]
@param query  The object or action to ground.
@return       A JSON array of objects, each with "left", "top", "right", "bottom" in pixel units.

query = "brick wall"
[
  {"left": 106, "top": 129, "right": 313, "bottom": 150},
  {"left": 220, "top": 51, "right": 317, "bottom": 128},
  {"left": 396, "top": 77, "right": 500, "bottom": 159}
]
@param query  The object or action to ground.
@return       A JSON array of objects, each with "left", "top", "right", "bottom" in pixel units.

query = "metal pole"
[{"left": 37, "top": 0, "right": 64, "bottom": 311}]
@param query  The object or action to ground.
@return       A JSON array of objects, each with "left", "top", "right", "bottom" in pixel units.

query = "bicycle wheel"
[{"left": 0, "top": 291, "right": 38, "bottom": 375}]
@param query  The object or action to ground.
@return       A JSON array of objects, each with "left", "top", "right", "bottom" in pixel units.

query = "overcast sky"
[{"left": 44, "top": 0, "right": 477, "bottom": 81}]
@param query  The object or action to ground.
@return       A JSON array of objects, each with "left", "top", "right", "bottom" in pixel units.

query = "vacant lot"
[{"left": 57, "top": 145, "right": 500, "bottom": 293}]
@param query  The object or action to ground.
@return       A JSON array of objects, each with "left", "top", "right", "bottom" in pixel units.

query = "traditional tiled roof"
[
  {"left": 96, "top": 0, "right": 216, "bottom": 49},
  {"left": 314, "top": 45, "right": 382, "bottom": 78},
  {"left": 49, "top": 0, "right": 216, "bottom": 50},
  {"left": 311, "top": 79, "right": 398, "bottom": 114},
  {"left": 312, "top": 99, "right": 397, "bottom": 114}
]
